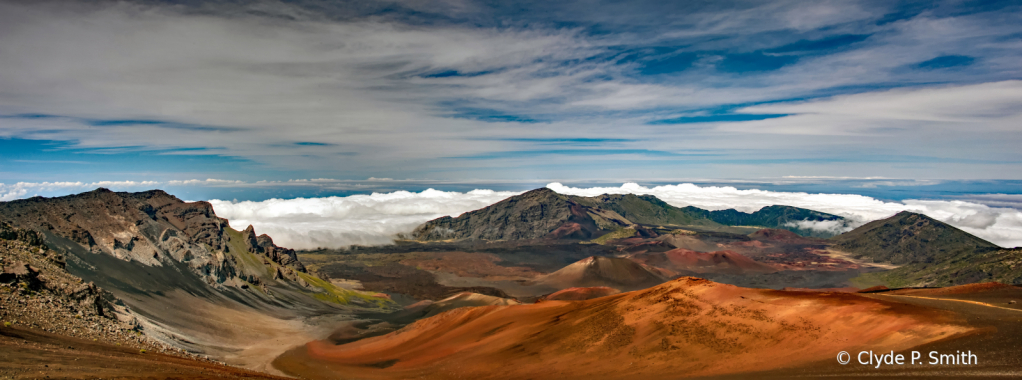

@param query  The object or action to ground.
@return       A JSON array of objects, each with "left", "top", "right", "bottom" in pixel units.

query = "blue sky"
[{"left": 1, "top": 0, "right": 1021, "bottom": 201}]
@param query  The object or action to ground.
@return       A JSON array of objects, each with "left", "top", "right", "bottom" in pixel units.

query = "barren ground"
[{"left": 0, "top": 326, "right": 286, "bottom": 379}]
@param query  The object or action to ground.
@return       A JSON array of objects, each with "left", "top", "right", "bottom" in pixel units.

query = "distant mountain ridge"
[
  {"left": 412, "top": 188, "right": 616, "bottom": 241},
  {"left": 412, "top": 187, "right": 846, "bottom": 242},
  {"left": 831, "top": 211, "right": 997, "bottom": 265},
  {"left": 687, "top": 205, "right": 845, "bottom": 237},
  {"left": 829, "top": 211, "right": 1011, "bottom": 287}
]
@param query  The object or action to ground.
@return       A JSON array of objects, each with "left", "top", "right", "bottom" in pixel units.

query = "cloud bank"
[
  {"left": 208, "top": 189, "right": 520, "bottom": 249},
  {"left": 205, "top": 182, "right": 1022, "bottom": 249},
  {"left": 548, "top": 183, "right": 1022, "bottom": 248}
]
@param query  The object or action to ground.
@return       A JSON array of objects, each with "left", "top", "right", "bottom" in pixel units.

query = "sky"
[{"left": 1, "top": 0, "right": 1021, "bottom": 248}]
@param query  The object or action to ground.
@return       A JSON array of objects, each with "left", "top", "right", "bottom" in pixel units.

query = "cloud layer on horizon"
[
  {"left": 208, "top": 189, "right": 519, "bottom": 249},
  {"left": 206, "top": 182, "right": 1022, "bottom": 249}
]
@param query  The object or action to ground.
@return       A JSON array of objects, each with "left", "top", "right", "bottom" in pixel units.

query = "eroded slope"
[{"left": 277, "top": 277, "right": 970, "bottom": 380}]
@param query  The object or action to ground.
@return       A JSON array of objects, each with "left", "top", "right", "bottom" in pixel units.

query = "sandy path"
[
  {"left": 819, "top": 249, "right": 901, "bottom": 269},
  {"left": 881, "top": 294, "right": 1022, "bottom": 313}
]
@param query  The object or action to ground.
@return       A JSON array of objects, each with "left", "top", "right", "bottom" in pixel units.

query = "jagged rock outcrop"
[
  {"left": 242, "top": 225, "right": 305, "bottom": 271},
  {"left": 0, "top": 190, "right": 393, "bottom": 362},
  {"left": 0, "top": 188, "right": 306, "bottom": 289}
]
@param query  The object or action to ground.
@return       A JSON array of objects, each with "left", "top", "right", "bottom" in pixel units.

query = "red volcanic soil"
[
  {"left": 398, "top": 251, "right": 543, "bottom": 279},
  {"left": 859, "top": 285, "right": 890, "bottom": 293},
  {"left": 537, "top": 256, "right": 665, "bottom": 291},
  {"left": 615, "top": 240, "right": 674, "bottom": 255},
  {"left": 546, "top": 222, "right": 590, "bottom": 239},
  {"left": 633, "top": 248, "right": 777, "bottom": 274},
  {"left": 655, "top": 234, "right": 721, "bottom": 252},
  {"left": 275, "top": 277, "right": 970, "bottom": 380},
  {"left": 0, "top": 326, "right": 286, "bottom": 379},
  {"left": 544, "top": 286, "right": 621, "bottom": 301},
  {"left": 781, "top": 286, "right": 860, "bottom": 293}
]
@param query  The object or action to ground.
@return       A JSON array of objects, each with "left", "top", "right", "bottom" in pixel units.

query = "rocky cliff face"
[
  {"left": 0, "top": 188, "right": 305, "bottom": 289},
  {"left": 0, "top": 189, "right": 394, "bottom": 361},
  {"left": 241, "top": 225, "right": 304, "bottom": 270},
  {"left": 0, "top": 221, "right": 165, "bottom": 352}
]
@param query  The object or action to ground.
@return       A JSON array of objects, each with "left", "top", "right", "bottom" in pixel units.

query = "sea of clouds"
[
  {"left": 208, "top": 183, "right": 1022, "bottom": 250},
  {"left": 208, "top": 189, "right": 521, "bottom": 249}
]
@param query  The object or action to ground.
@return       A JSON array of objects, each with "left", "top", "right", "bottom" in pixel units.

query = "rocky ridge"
[
  {"left": 0, "top": 222, "right": 166, "bottom": 353},
  {"left": 412, "top": 187, "right": 849, "bottom": 242},
  {"left": 0, "top": 188, "right": 306, "bottom": 290},
  {"left": 0, "top": 188, "right": 394, "bottom": 359}
]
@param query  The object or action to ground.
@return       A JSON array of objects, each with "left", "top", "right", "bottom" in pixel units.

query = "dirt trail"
[
  {"left": 819, "top": 249, "right": 901, "bottom": 270},
  {"left": 884, "top": 294, "right": 1022, "bottom": 313}
]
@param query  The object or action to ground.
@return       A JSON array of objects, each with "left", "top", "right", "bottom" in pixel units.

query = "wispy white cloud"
[
  {"left": 165, "top": 179, "right": 246, "bottom": 186},
  {"left": 208, "top": 189, "right": 520, "bottom": 249},
  {"left": 0, "top": 1, "right": 1019, "bottom": 180},
  {"left": 730, "top": 81, "right": 1022, "bottom": 135}
]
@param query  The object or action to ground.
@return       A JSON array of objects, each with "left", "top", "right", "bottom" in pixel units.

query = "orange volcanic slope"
[
  {"left": 544, "top": 286, "right": 621, "bottom": 301},
  {"left": 537, "top": 256, "right": 666, "bottom": 291},
  {"left": 280, "top": 277, "right": 969, "bottom": 380},
  {"left": 633, "top": 248, "right": 777, "bottom": 274}
]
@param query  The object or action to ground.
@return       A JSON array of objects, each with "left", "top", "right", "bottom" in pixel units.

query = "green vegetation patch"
[
  {"left": 589, "top": 227, "right": 637, "bottom": 245},
  {"left": 295, "top": 271, "right": 393, "bottom": 308},
  {"left": 851, "top": 248, "right": 1022, "bottom": 288},
  {"left": 222, "top": 227, "right": 392, "bottom": 308}
]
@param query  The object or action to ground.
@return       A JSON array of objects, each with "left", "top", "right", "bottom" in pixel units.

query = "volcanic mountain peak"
[
  {"left": 537, "top": 256, "right": 666, "bottom": 291},
  {"left": 412, "top": 187, "right": 848, "bottom": 242},
  {"left": 567, "top": 193, "right": 717, "bottom": 227},
  {"left": 831, "top": 211, "right": 997, "bottom": 265},
  {"left": 411, "top": 187, "right": 627, "bottom": 241}
]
